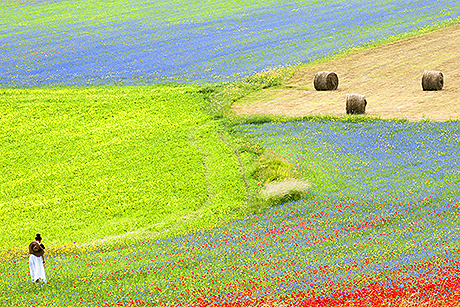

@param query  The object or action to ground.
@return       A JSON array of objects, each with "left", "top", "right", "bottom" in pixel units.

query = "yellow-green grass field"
[{"left": 0, "top": 85, "right": 249, "bottom": 252}]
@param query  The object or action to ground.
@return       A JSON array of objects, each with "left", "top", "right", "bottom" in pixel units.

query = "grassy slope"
[
  {"left": 0, "top": 85, "right": 247, "bottom": 249},
  {"left": 3, "top": 19, "right": 458, "bottom": 249},
  {"left": 4, "top": 118, "right": 460, "bottom": 306}
]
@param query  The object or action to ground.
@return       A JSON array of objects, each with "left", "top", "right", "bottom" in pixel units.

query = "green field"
[{"left": 0, "top": 85, "right": 249, "bottom": 250}]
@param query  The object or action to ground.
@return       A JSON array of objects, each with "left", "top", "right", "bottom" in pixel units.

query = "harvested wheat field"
[{"left": 233, "top": 24, "right": 460, "bottom": 121}]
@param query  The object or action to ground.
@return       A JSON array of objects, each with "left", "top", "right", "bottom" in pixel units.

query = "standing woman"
[{"left": 28, "top": 233, "right": 47, "bottom": 283}]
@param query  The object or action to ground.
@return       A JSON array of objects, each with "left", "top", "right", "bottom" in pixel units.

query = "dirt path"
[{"left": 232, "top": 24, "right": 460, "bottom": 122}]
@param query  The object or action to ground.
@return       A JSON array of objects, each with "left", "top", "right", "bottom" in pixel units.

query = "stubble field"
[{"left": 233, "top": 24, "right": 460, "bottom": 122}]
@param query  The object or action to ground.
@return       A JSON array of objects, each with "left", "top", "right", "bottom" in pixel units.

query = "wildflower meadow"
[
  {"left": 2, "top": 0, "right": 460, "bottom": 306},
  {"left": 3, "top": 118, "right": 460, "bottom": 305}
]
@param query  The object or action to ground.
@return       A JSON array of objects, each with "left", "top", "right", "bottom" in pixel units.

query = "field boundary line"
[
  {"left": 187, "top": 126, "right": 213, "bottom": 209},
  {"left": 216, "top": 129, "right": 253, "bottom": 206}
]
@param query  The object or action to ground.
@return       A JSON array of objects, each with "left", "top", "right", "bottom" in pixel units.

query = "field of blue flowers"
[{"left": 2, "top": 0, "right": 460, "bottom": 86}]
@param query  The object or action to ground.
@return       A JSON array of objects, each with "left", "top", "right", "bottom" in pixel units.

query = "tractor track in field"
[{"left": 216, "top": 129, "right": 253, "bottom": 205}]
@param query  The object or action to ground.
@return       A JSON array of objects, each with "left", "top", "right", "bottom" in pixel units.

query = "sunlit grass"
[{"left": 0, "top": 84, "right": 248, "bottom": 250}]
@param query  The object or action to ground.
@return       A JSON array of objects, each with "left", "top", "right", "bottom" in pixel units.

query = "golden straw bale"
[
  {"left": 314, "top": 71, "right": 339, "bottom": 91},
  {"left": 422, "top": 70, "right": 443, "bottom": 91},
  {"left": 346, "top": 94, "right": 367, "bottom": 114}
]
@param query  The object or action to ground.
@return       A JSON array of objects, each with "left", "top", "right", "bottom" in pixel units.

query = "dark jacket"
[{"left": 29, "top": 242, "right": 45, "bottom": 257}]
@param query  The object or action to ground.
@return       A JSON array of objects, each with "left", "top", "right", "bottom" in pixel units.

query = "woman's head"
[{"left": 35, "top": 233, "right": 42, "bottom": 242}]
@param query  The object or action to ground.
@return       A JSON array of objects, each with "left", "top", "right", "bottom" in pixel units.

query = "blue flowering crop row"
[{"left": 1, "top": 0, "right": 460, "bottom": 86}]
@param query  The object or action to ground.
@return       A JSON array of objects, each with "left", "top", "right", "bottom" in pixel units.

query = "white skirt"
[{"left": 29, "top": 254, "right": 47, "bottom": 283}]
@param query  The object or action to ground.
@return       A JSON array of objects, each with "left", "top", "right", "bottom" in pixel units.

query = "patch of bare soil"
[{"left": 233, "top": 24, "right": 460, "bottom": 122}]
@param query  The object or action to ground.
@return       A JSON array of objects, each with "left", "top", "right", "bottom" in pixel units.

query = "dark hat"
[
  {"left": 35, "top": 233, "right": 42, "bottom": 241},
  {"left": 29, "top": 241, "right": 44, "bottom": 257}
]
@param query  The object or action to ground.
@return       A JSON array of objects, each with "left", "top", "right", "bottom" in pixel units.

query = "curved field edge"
[
  {"left": 230, "top": 19, "right": 460, "bottom": 122},
  {"left": 2, "top": 18, "right": 458, "bottom": 254},
  {"left": 0, "top": 84, "right": 250, "bottom": 252}
]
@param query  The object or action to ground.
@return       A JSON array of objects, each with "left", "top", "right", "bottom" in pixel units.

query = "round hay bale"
[
  {"left": 422, "top": 70, "right": 443, "bottom": 91},
  {"left": 314, "top": 71, "right": 339, "bottom": 91},
  {"left": 346, "top": 94, "right": 367, "bottom": 114}
]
